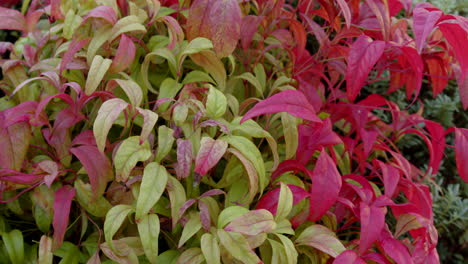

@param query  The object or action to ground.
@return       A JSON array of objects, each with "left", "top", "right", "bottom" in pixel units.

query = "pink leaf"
[
  {"left": 194, "top": 137, "right": 228, "bottom": 176},
  {"left": 333, "top": 250, "right": 366, "bottom": 264},
  {"left": 0, "top": 7, "right": 25, "bottom": 31},
  {"left": 0, "top": 113, "right": 31, "bottom": 170},
  {"left": 198, "top": 201, "right": 211, "bottom": 232},
  {"left": 38, "top": 160, "right": 59, "bottom": 188},
  {"left": 375, "top": 160, "right": 400, "bottom": 198},
  {"left": 379, "top": 237, "right": 413, "bottom": 264},
  {"left": 425, "top": 120, "right": 445, "bottom": 174},
  {"left": 110, "top": 34, "right": 136, "bottom": 73},
  {"left": 360, "top": 129, "right": 379, "bottom": 157},
  {"left": 53, "top": 185, "right": 76, "bottom": 250},
  {"left": 335, "top": 0, "right": 351, "bottom": 29},
  {"left": 413, "top": 7, "right": 442, "bottom": 53},
  {"left": 0, "top": 169, "right": 43, "bottom": 184},
  {"left": 359, "top": 203, "right": 385, "bottom": 254},
  {"left": 70, "top": 145, "right": 114, "bottom": 200},
  {"left": 176, "top": 139, "right": 193, "bottom": 179},
  {"left": 240, "top": 15, "right": 264, "bottom": 50},
  {"left": 365, "top": 0, "right": 391, "bottom": 40},
  {"left": 454, "top": 128, "right": 468, "bottom": 182},
  {"left": 346, "top": 35, "right": 385, "bottom": 102},
  {"left": 50, "top": 0, "right": 64, "bottom": 21},
  {"left": 308, "top": 150, "right": 342, "bottom": 221},
  {"left": 60, "top": 38, "right": 90, "bottom": 74},
  {"left": 241, "top": 90, "right": 321, "bottom": 123},
  {"left": 399, "top": 46, "right": 424, "bottom": 100},
  {"left": 84, "top": 6, "right": 118, "bottom": 24},
  {"left": 71, "top": 130, "right": 97, "bottom": 146},
  {"left": 439, "top": 23, "right": 468, "bottom": 86},
  {"left": 256, "top": 185, "right": 309, "bottom": 215}
]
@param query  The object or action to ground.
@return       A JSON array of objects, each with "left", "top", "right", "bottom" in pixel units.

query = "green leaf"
[
  {"left": 63, "top": 9, "right": 82, "bottom": 39},
  {"left": 74, "top": 180, "right": 112, "bottom": 217},
  {"left": 190, "top": 50, "right": 226, "bottom": 90},
  {"left": 167, "top": 176, "right": 187, "bottom": 228},
  {"left": 38, "top": 236, "right": 53, "bottom": 264},
  {"left": 104, "top": 205, "right": 133, "bottom": 252},
  {"left": 87, "top": 25, "right": 113, "bottom": 64},
  {"left": 233, "top": 72, "right": 264, "bottom": 97},
  {"left": 85, "top": 55, "right": 112, "bottom": 95},
  {"left": 136, "top": 162, "right": 168, "bottom": 219},
  {"left": 216, "top": 229, "right": 261, "bottom": 264},
  {"left": 295, "top": 225, "right": 345, "bottom": 258},
  {"left": 220, "top": 135, "right": 266, "bottom": 191},
  {"left": 200, "top": 233, "right": 221, "bottom": 264},
  {"left": 155, "top": 126, "right": 175, "bottom": 162},
  {"left": 100, "top": 239, "right": 139, "bottom": 264},
  {"left": 206, "top": 85, "right": 227, "bottom": 119},
  {"left": 137, "top": 214, "right": 160, "bottom": 264},
  {"left": 182, "top": 71, "right": 214, "bottom": 84},
  {"left": 178, "top": 212, "right": 202, "bottom": 248},
  {"left": 253, "top": 64, "right": 267, "bottom": 91},
  {"left": 275, "top": 183, "right": 293, "bottom": 220},
  {"left": 268, "top": 239, "right": 287, "bottom": 264},
  {"left": 136, "top": 107, "right": 158, "bottom": 144},
  {"left": 111, "top": 16, "right": 147, "bottom": 41},
  {"left": 1, "top": 229, "right": 24, "bottom": 264},
  {"left": 281, "top": 113, "right": 299, "bottom": 160},
  {"left": 113, "top": 78, "right": 143, "bottom": 106},
  {"left": 55, "top": 242, "right": 80, "bottom": 264},
  {"left": 217, "top": 206, "right": 249, "bottom": 229},
  {"left": 141, "top": 49, "right": 177, "bottom": 92},
  {"left": 224, "top": 209, "right": 276, "bottom": 236},
  {"left": 158, "top": 78, "right": 183, "bottom": 111},
  {"left": 156, "top": 250, "right": 180, "bottom": 264},
  {"left": 114, "top": 136, "right": 152, "bottom": 182},
  {"left": 176, "top": 248, "right": 204, "bottom": 264},
  {"left": 275, "top": 234, "right": 298, "bottom": 264},
  {"left": 179, "top": 37, "right": 213, "bottom": 70}
]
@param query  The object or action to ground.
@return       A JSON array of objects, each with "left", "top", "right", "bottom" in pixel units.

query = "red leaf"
[
  {"left": 110, "top": 34, "right": 136, "bottom": 73},
  {"left": 70, "top": 145, "right": 113, "bottom": 200},
  {"left": 346, "top": 35, "right": 385, "bottom": 102},
  {"left": 0, "top": 7, "right": 25, "bottom": 31},
  {"left": 50, "top": 0, "right": 64, "bottom": 21},
  {"left": 335, "top": 0, "right": 352, "bottom": 29},
  {"left": 176, "top": 139, "right": 193, "bottom": 179},
  {"left": 60, "top": 38, "right": 90, "bottom": 74},
  {"left": 308, "top": 150, "right": 342, "bottom": 221},
  {"left": 240, "top": 15, "right": 264, "bottom": 50},
  {"left": 84, "top": 5, "right": 118, "bottom": 24},
  {"left": 439, "top": 23, "right": 468, "bottom": 86},
  {"left": 256, "top": 185, "right": 309, "bottom": 215},
  {"left": 424, "top": 55, "right": 449, "bottom": 96},
  {"left": 194, "top": 137, "right": 228, "bottom": 176},
  {"left": 454, "top": 128, "right": 468, "bottom": 182},
  {"left": 53, "top": 185, "right": 76, "bottom": 250},
  {"left": 0, "top": 113, "right": 31, "bottom": 170},
  {"left": 399, "top": 46, "right": 424, "bottom": 100},
  {"left": 375, "top": 160, "right": 400, "bottom": 198},
  {"left": 241, "top": 90, "right": 321, "bottom": 123},
  {"left": 359, "top": 203, "right": 385, "bottom": 254},
  {"left": 379, "top": 237, "right": 413, "bottom": 264},
  {"left": 333, "top": 250, "right": 366, "bottom": 264},
  {"left": 365, "top": 0, "right": 391, "bottom": 40},
  {"left": 425, "top": 121, "right": 445, "bottom": 174},
  {"left": 413, "top": 7, "right": 442, "bottom": 53}
]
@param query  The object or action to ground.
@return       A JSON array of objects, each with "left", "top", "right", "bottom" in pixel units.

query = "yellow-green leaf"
[
  {"left": 2, "top": 229, "right": 24, "bottom": 264},
  {"left": 111, "top": 16, "right": 147, "bottom": 41},
  {"left": 167, "top": 176, "right": 187, "bottom": 228},
  {"left": 38, "top": 235, "right": 53, "bottom": 264},
  {"left": 217, "top": 229, "right": 260, "bottom": 264},
  {"left": 295, "top": 224, "right": 345, "bottom": 258},
  {"left": 114, "top": 136, "right": 152, "bottom": 182},
  {"left": 200, "top": 233, "right": 221, "bottom": 264},
  {"left": 104, "top": 205, "right": 133, "bottom": 252},
  {"left": 137, "top": 214, "right": 160, "bottom": 264},
  {"left": 113, "top": 78, "right": 143, "bottom": 106},
  {"left": 136, "top": 162, "right": 168, "bottom": 219},
  {"left": 85, "top": 55, "right": 112, "bottom": 95},
  {"left": 206, "top": 85, "right": 227, "bottom": 119},
  {"left": 155, "top": 125, "right": 175, "bottom": 162},
  {"left": 93, "top": 98, "right": 129, "bottom": 153},
  {"left": 178, "top": 212, "right": 202, "bottom": 248}
]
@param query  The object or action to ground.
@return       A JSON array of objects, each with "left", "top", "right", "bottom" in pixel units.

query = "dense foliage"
[{"left": 0, "top": 0, "right": 467, "bottom": 263}]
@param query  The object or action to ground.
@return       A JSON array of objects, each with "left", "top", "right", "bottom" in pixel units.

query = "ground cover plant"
[{"left": 0, "top": 0, "right": 467, "bottom": 263}]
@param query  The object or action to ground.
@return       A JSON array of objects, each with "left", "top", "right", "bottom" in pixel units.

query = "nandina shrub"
[{"left": 0, "top": 0, "right": 467, "bottom": 263}]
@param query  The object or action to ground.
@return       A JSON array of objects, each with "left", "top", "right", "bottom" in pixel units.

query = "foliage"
[{"left": 0, "top": 0, "right": 467, "bottom": 263}]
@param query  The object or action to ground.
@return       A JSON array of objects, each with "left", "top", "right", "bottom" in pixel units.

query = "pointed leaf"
[
  {"left": 224, "top": 209, "right": 276, "bottom": 236},
  {"left": 359, "top": 203, "right": 385, "bottom": 254},
  {"left": 201, "top": 233, "right": 221, "bottom": 264},
  {"left": 206, "top": 86, "right": 227, "bottom": 119},
  {"left": 0, "top": 7, "right": 24, "bottom": 31},
  {"left": 113, "top": 78, "right": 143, "bottom": 106},
  {"left": 0, "top": 114, "right": 31, "bottom": 170},
  {"left": 176, "top": 139, "right": 193, "bottom": 179},
  {"left": 217, "top": 229, "right": 261, "bottom": 264},
  {"left": 413, "top": 8, "right": 442, "bottom": 53},
  {"left": 136, "top": 162, "right": 169, "bottom": 220},
  {"left": 114, "top": 136, "right": 152, "bottom": 182},
  {"left": 104, "top": 205, "right": 133, "bottom": 252},
  {"left": 167, "top": 176, "right": 187, "bottom": 228},
  {"left": 155, "top": 126, "right": 175, "bottom": 162},
  {"left": 74, "top": 179, "right": 112, "bottom": 217},
  {"left": 439, "top": 23, "right": 468, "bottom": 84},
  {"left": 85, "top": 55, "right": 112, "bottom": 95},
  {"left": 93, "top": 98, "right": 129, "bottom": 152},
  {"left": 52, "top": 186, "right": 76, "bottom": 250},
  {"left": 1, "top": 229, "right": 24, "bottom": 264},
  {"left": 110, "top": 34, "right": 136, "bottom": 73},
  {"left": 137, "top": 214, "right": 160, "bottom": 264},
  {"left": 38, "top": 235, "right": 53, "bottom": 264},
  {"left": 136, "top": 107, "right": 158, "bottom": 144},
  {"left": 195, "top": 137, "right": 228, "bottom": 176},
  {"left": 178, "top": 212, "right": 202, "bottom": 248},
  {"left": 454, "top": 128, "right": 468, "bottom": 182},
  {"left": 296, "top": 224, "right": 345, "bottom": 258}
]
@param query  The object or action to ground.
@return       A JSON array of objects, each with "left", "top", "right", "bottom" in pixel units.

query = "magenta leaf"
[
  {"left": 379, "top": 236, "right": 413, "bottom": 264},
  {"left": 359, "top": 203, "right": 385, "bottom": 254},
  {"left": 413, "top": 7, "right": 442, "bottom": 53},
  {"left": 60, "top": 38, "right": 90, "bottom": 74},
  {"left": 439, "top": 23, "right": 468, "bottom": 85},
  {"left": 375, "top": 160, "right": 400, "bottom": 198},
  {"left": 346, "top": 35, "right": 385, "bottom": 102},
  {"left": 52, "top": 185, "right": 76, "bottom": 250},
  {"left": 333, "top": 250, "right": 366, "bottom": 264},
  {"left": 194, "top": 137, "right": 228, "bottom": 177},
  {"left": 38, "top": 160, "right": 59, "bottom": 188},
  {"left": 83, "top": 5, "right": 117, "bottom": 24},
  {"left": 241, "top": 90, "right": 321, "bottom": 123},
  {"left": 110, "top": 34, "right": 136, "bottom": 73},
  {"left": 425, "top": 120, "right": 445, "bottom": 174},
  {"left": 454, "top": 128, "right": 468, "bottom": 182},
  {"left": 70, "top": 145, "right": 114, "bottom": 200},
  {"left": 308, "top": 150, "right": 342, "bottom": 221},
  {"left": 240, "top": 15, "right": 264, "bottom": 50},
  {"left": 335, "top": 0, "right": 351, "bottom": 29},
  {"left": 176, "top": 139, "right": 193, "bottom": 179}
]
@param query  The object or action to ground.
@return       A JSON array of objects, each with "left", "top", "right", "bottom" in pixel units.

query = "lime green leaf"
[
  {"left": 226, "top": 148, "right": 258, "bottom": 202},
  {"left": 200, "top": 233, "right": 221, "bottom": 264},
  {"left": 275, "top": 183, "right": 293, "bottom": 220},
  {"left": 273, "top": 219, "right": 295, "bottom": 235},
  {"left": 85, "top": 55, "right": 112, "bottom": 95},
  {"left": 100, "top": 239, "right": 139, "bottom": 264},
  {"left": 74, "top": 180, "right": 112, "bottom": 217},
  {"left": 56, "top": 242, "right": 80, "bottom": 264},
  {"left": 93, "top": 98, "right": 129, "bottom": 152},
  {"left": 113, "top": 78, "right": 143, "bottom": 106},
  {"left": 217, "top": 206, "right": 249, "bottom": 228},
  {"left": 38, "top": 236, "right": 53, "bottom": 264},
  {"left": 141, "top": 49, "right": 177, "bottom": 92},
  {"left": 295, "top": 225, "right": 345, "bottom": 258},
  {"left": 178, "top": 212, "right": 202, "bottom": 248},
  {"left": 63, "top": 9, "right": 82, "bottom": 39},
  {"left": 176, "top": 248, "right": 204, "bottom": 264},
  {"left": 158, "top": 78, "right": 183, "bottom": 111},
  {"left": 220, "top": 135, "right": 266, "bottom": 191},
  {"left": 182, "top": 70, "right": 214, "bottom": 84},
  {"left": 281, "top": 113, "right": 299, "bottom": 160},
  {"left": 136, "top": 107, "right": 158, "bottom": 144},
  {"left": 2, "top": 229, "right": 24, "bottom": 264},
  {"left": 114, "top": 136, "right": 152, "bottom": 182},
  {"left": 87, "top": 25, "right": 113, "bottom": 64},
  {"left": 217, "top": 229, "right": 261, "bottom": 264},
  {"left": 167, "top": 176, "right": 187, "bottom": 228},
  {"left": 104, "top": 205, "right": 133, "bottom": 252},
  {"left": 111, "top": 16, "right": 147, "bottom": 41},
  {"left": 136, "top": 162, "right": 168, "bottom": 219},
  {"left": 233, "top": 72, "right": 263, "bottom": 96},
  {"left": 206, "top": 85, "right": 227, "bottom": 119},
  {"left": 275, "top": 234, "right": 298, "bottom": 264},
  {"left": 268, "top": 239, "right": 287, "bottom": 264},
  {"left": 224, "top": 209, "right": 276, "bottom": 236},
  {"left": 253, "top": 64, "right": 266, "bottom": 91},
  {"left": 157, "top": 250, "right": 180, "bottom": 264},
  {"left": 155, "top": 125, "right": 175, "bottom": 162},
  {"left": 137, "top": 214, "right": 160, "bottom": 264}
]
